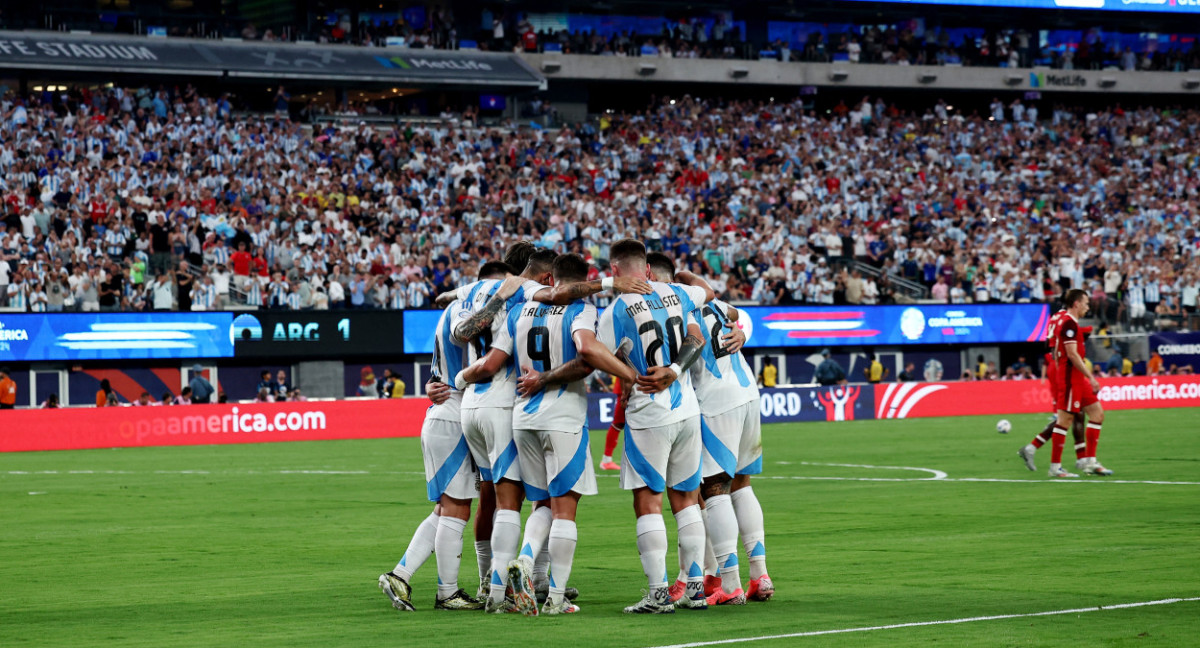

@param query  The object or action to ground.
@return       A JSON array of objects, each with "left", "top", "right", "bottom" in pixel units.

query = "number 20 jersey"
[
  {"left": 495, "top": 299, "right": 598, "bottom": 433},
  {"left": 599, "top": 281, "right": 706, "bottom": 430},
  {"left": 691, "top": 298, "right": 759, "bottom": 416}
]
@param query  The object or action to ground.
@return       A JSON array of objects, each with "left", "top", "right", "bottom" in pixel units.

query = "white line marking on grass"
[
  {"left": 644, "top": 597, "right": 1200, "bottom": 648},
  {"left": 952, "top": 477, "right": 1200, "bottom": 486}
]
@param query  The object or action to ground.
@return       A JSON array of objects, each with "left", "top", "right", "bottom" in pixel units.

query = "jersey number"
[
  {"left": 704, "top": 305, "right": 731, "bottom": 360},
  {"left": 526, "top": 326, "right": 551, "bottom": 371},
  {"left": 638, "top": 316, "right": 684, "bottom": 367}
]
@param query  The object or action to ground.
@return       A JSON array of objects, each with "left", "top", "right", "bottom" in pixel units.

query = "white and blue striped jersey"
[
  {"left": 495, "top": 299, "right": 597, "bottom": 434},
  {"left": 691, "top": 298, "right": 758, "bottom": 416},
  {"left": 428, "top": 299, "right": 470, "bottom": 422},
  {"left": 456, "top": 278, "right": 535, "bottom": 410},
  {"left": 599, "top": 282, "right": 707, "bottom": 429}
]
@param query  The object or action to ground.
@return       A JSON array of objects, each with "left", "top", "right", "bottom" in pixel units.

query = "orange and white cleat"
[
  {"left": 703, "top": 575, "right": 722, "bottom": 597},
  {"left": 706, "top": 587, "right": 747, "bottom": 606},
  {"left": 599, "top": 461, "right": 621, "bottom": 471},
  {"left": 745, "top": 575, "right": 774, "bottom": 601},
  {"left": 667, "top": 579, "right": 686, "bottom": 603}
]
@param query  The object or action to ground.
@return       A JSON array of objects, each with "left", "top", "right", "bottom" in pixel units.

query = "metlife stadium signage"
[
  {"left": 0, "top": 31, "right": 544, "bottom": 88},
  {"left": 0, "top": 313, "right": 232, "bottom": 362},
  {"left": 740, "top": 304, "right": 1049, "bottom": 348},
  {"left": 841, "top": 0, "right": 1200, "bottom": 12}
]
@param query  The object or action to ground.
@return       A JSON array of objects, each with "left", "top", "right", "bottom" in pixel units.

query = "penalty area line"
[{"left": 643, "top": 597, "right": 1200, "bottom": 648}]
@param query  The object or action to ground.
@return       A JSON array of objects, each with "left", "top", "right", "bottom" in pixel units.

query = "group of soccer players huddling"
[{"left": 378, "top": 239, "right": 772, "bottom": 615}]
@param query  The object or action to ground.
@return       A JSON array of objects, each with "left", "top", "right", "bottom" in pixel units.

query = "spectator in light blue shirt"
[{"left": 349, "top": 274, "right": 367, "bottom": 308}]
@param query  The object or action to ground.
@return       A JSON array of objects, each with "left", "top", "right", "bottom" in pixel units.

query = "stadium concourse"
[{"left": 1, "top": 86, "right": 1198, "bottom": 326}]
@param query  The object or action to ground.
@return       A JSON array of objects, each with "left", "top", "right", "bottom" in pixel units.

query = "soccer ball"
[{"left": 996, "top": 419, "right": 1012, "bottom": 434}]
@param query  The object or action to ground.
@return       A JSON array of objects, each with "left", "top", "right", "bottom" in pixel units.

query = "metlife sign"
[
  {"left": 0, "top": 31, "right": 544, "bottom": 88},
  {"left": 841, "top": 0, "right": 1200, "bottom": 12}
]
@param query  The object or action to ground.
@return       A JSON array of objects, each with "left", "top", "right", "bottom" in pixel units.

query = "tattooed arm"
[
  {"left": 636, "top": 322, "right": 705, "bottom": 394},
  {"left": 530, "top": 275, "right": 653, "bottom": 305},
  {"left": 452, "top": 275, "right": 524, "bottom": 344},
  {"left": 515, "top": 357, "right": 595, "bottom": 398}
]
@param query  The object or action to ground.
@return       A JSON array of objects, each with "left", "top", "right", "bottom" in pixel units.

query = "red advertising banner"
[
  {"left": 874, "top": 375, "right": 1200, "bottom": 420},
  {"left": 0, "top": 399, "right": 432, "bottom": 453}
]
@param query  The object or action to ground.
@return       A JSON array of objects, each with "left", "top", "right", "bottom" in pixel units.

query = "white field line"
[{"left": 644, "top": 597, "right": 1200, "bottom": 648}]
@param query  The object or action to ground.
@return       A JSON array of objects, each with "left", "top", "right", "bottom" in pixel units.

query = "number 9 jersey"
[
  {"left": 494, "top": 299, "right": 599, "bottom": 433},
  {"left": 599, "top": 282, "right": 707, "bottom": 430}
]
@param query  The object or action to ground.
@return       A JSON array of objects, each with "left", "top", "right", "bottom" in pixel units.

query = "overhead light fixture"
[
  {"left": 1005, "top": 74, "right": 1023, "bottom": 85},
  {"left": 541, "top": 60, "right": 561, "bottom": 73},
  {"left": 1099, "top": 77, "right": 1116, "bottom": 88},
  {"left": 828, "top": 69, "right": 848, "bottom": 82},
  {"left": 730, "top": 68, "right": 749, "bottom": 79},
  {"left": 638, "top": 63, "right": 657, "bottom": 75},
  {"left": 917, "top": 72, "right": 937, "bottom": 83}
]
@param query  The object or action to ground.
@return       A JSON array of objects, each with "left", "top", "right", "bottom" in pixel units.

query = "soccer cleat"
[
  {"left": 703, "top": 575, "right": 722, "bottom": 597},
  {"left": 1048, "top": 466, "right": 1079, "bottom": 478},
  {"left": 599, "top": 461, "right": 621, "bottom": 471},
  {"left": 506, "top": 559, "right": 539, "bottom": 617},
  {"left": 623, "top": 589, "right": 675, "bottom": 614},
  {"left": 478, "top": 574, "right": 489, "bottom": 600},
  {"left": 1085, "top": 462, "right": 1114, "bottom": 476},
  {"left": 434, "top": 589, "right": 484, "bottom": 610},
  {"left": 485, "top": 596, "right": 519, "bottom": 614},
  {"left": 535, "top": 584, "right": 579, "bottom": 605},
  {"left": 667, "top": 579, "right": 686, "bottom": 603},
  {"left": 1018, "top": 446, "right": 1037, "bottom": 472},
  {"left": 746, "top": 575, "right": 774, "bottom": 602},
  {"left": 379, "top": 572, "right": 416, "bottom": 612},
  {"left": 706, "top": 588, "right": 748, "bottom": 606},
  {"left": 675, "top": 591, "right": 708, "bottom": 610},
  {"left": 541, "top": 598, "right": 581, "bottom": 615}
]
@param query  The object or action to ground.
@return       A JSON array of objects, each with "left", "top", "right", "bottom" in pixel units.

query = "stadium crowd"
[{"left": 0, "top": 84, "right": 1198, "bottom": 330}]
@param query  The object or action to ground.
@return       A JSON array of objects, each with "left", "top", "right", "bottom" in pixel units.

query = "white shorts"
[
  {"left": 515, "top": 426, "right": 598, "bottom": 501},
  {"left": 620, "top": 416, "right": 702, "bottom": 493},
  {"left": 701, "top": 401, "right": 763, "bottom": 479},
  {"left": 422, "top": 417, "right": 479, "bottom": 503},
  {"left": 461, "top": 407, "right": 519, "bottom": 483}
]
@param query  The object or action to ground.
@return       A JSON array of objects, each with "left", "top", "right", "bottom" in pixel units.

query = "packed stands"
[{"left": 0, "top": 84, "right": 1196, "bottom": 332}]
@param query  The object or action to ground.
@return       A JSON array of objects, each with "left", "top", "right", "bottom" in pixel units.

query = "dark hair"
[
  {"left": 261, "top": 370, "right": 270, "bottom": 378},
  {"left": 503, "top": 240, "right": 538, "bottom": 274},
  {"left": 1063, "top": 288, "right": 1088, "bottom": 309},
  {"left": 100, "top": 378, "right": 112, "bottom": 394},
  {"left": 552, "top": 254, "right": 589, "bottom": 283},
  {"left": 610, "top": 239, "right": 647, "bottom": 265},
  {"left": 478, "top": 261, "right": 514, "bottom": 280},
  {"left": 646, "top": 252, "right": 675, "bottom": 280},
  {"left": 525, "top": 249, "right": 558, "bottom": 277}
]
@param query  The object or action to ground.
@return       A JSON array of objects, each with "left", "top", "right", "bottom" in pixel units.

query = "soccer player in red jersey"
[
  {"left": 1017, "top": 324, "right": 1087, "bottom": 471},
  {"left": 599, "top": 378, "right": 626, "bottom": 471},
  {"left": 1046, "top": 289, "right": 1113, "bottom": 478}
]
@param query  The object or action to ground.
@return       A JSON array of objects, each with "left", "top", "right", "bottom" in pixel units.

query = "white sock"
[
  {"left": 394, "top": 511, "right": 439, "bottom": 582},
  {"left": 636, "top": 514, "right": 669, "bottom": 592},
  {"left": 434, "top": 516, "right": 467, "bottom": 599},
  {"left": 474, "top": 540, "right": 491, "bottom": 589},
  {"left": 602, "top": 454, "right": 613, "bottom": 463},
  {"left": 518, "top": 506, "right": 552, "bottom": 570},
  {"left": 702, "top": 507, "right": 718, "bottom": 576},
  {"left": 548, "top": 519, "right": 578, "bottom": 605},
  {"left": 705, "top": 493, "right": 741, "bottom": 593},
  {"left": 675, "top": 505, "right": 705, "bottom": 600},
  {"left": 489, "top": 509, "right": 521, "bottom": 603},
  {"left": 732, "top": 487, "right": 767, "bottom": 580},
  {"left": 534, "top": 543, "right": 550, "bottom": 590}
]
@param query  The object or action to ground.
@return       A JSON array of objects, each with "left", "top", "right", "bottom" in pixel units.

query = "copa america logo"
[{"left": 900, "top": 307, "right": 926, "bottom": 341}]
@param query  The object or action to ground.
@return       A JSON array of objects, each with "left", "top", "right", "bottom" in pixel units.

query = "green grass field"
[{"left": 2, "top": 409, "right": 1199, "bottom": 648}]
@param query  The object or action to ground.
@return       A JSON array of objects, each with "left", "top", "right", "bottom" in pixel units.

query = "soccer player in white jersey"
[
  {"left": 378, "top": 297, "right": 484, "bottom": 612},
  {"left": 444, "top": 242, "right": 651, "bottom": 610},
  {"left": 647, "top": 253, "right": 773, "bottom": 606},
  {"left": 461, "top": 253, "right": 641, "bottom": 615},
  {"left": 598, "top": 239, "right": 715, "bottom": 614}
]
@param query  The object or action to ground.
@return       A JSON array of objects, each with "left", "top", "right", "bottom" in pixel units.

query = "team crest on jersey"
[{"left": 1066, "top": 329, "right": 1075, "bottom": 338}]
